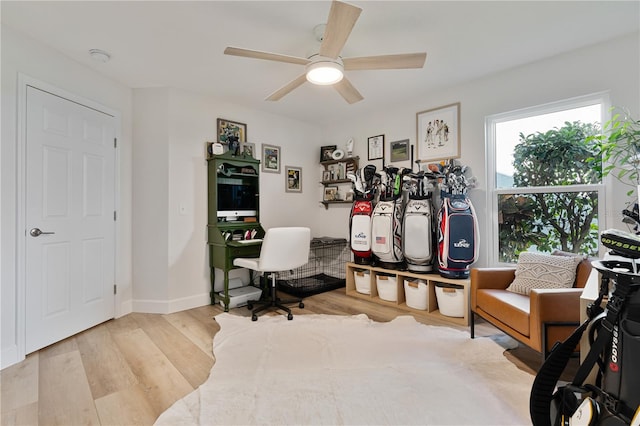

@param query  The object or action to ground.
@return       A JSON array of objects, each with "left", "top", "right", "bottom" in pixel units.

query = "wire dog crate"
[{"left": 279, "top": 237, "right": 350, "bottom": 297}]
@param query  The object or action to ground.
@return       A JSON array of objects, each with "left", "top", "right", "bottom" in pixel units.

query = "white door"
[{"left": 25, "top": 86, "right": 116, "bottom": 353}]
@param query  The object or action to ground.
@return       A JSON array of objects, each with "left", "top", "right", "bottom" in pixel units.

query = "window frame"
[{"left": 485, "top": 92, "right": 611, "bottom": 266}]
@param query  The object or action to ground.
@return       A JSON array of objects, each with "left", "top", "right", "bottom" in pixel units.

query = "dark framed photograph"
[
  {"left": 416, "top": 102, "right": 461, "bottom": 162},
  {"left": 262, "top": 144, "right": 281, "bottom": 174},
  {"left": 368, "top": 135, "right": 385, "bottom": 160},
  {"left": 217, "top": 118, "right": 247, "bottom": 143},
  {"left": 285, "top": 166, "right": 302, "bottom": 193},
  {"left": 320, "top": 145, "right": 337, "bottom": 162},
  {"left": 390, "top": 139, "right": 410, "bottom": 162}
]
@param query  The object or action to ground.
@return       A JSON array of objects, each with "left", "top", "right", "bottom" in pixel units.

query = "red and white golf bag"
[{"left": 350, "top": 198, "right": 374, "bottom": 265}]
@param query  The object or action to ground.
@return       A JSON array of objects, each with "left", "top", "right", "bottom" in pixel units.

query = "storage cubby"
[{"left": 345, "top": 262, "right": 470, "bottom": 326}]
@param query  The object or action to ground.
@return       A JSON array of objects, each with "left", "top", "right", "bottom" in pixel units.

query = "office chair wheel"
[
  {"left": 299, "top": 302, "right": 304, "bottom": 309},
  {"left": 247, "top": 303, "right": 253, "bottom": 310},
  {"left": 287, "top": 313, "right": 293, "bottom": 320},
  {"left": 252, "top": 314, "right": 258, "bottom": 321}
]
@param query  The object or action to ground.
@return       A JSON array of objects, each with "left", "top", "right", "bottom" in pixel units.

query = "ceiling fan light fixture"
[{"left": 306, "top": 60, "right": 344, "bottom": 85}]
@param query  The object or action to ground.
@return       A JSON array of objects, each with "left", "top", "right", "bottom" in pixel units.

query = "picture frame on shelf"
[
  {"left": 416, "top": 102, "right": 460, "bottom": 162},
  {"left": 323, "top": 186, "right": 338, "bottom": 202},
  {"left": 368, "top": 134, "right": 385, "bottom": 160},
  {"left": 241, "top": 142, "right": 256, "bottom": 158},
  {"left": 322, "top": 170, "right": 331, "bottom": 182},
  {"left": 390, "top": 139, "right": 410, "bottom": 162},
  {"left": 285, "top": 166, "right": 302, "bottom": 193},
  {"left": 217, "top": 118, "right": 247, "bottom": 143},
  {"left": 321, "top": 145, "right": 337, "bottom": 162},
  {"left": 262, "top": 144, "right": 281, "bottom": 173}
]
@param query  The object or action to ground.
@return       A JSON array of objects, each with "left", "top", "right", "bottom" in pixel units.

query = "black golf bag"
[
  {"left": 530, "top": 229, "right": 640, "bottom": 426},
  {"left": 402, "top": 171, "right": 435, "bottom": 272},
  {"left": 437, "top": 192, "right": 478, "bottom": 279}
]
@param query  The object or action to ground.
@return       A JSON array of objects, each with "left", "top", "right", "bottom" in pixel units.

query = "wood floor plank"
[
  {"left": 75, "top": 324, "right": 138, "bottom": 400},
  {"left": 163, "top": 310, "right": 218, "bottom": 357},
  {"left": 131, "top": 314, "right": 214, "bottom": 388},
  {"left": 94, "top": 384, "right": 157, "bottom": 426},
  {"left": 111, "top": 328, "right": 193, "bottom": 416},
  {"left": 1, "top": 401, "right": 38, "bottom": 426},
  {"left": 38, "top": 350, "right": 100, "bottom": 426},
  {"left": 1, "top": 352, "right": 38, "bottom": 412}
]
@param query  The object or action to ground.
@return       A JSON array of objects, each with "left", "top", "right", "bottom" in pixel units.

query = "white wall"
[
  {"left": 322, "top": 32, "right": 640, "bottom": 267},
  {"left": 131, "top": 87, "right": 325, "bottom": 312},
  {"left": 1, "top": 26, "right": 134, "bottom": 368}
]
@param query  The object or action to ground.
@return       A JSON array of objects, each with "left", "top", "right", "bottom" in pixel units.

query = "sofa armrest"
[
  {"left": 530, "top": 288, "right": 584, "bottom": 322},
  {"left": 470, "top": 267, "right": 516, "bottom": 291}
]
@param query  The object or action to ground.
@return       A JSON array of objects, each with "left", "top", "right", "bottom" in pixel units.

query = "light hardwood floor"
[{"left": 1, "top": 288, "right": 547, "bottom": 426}]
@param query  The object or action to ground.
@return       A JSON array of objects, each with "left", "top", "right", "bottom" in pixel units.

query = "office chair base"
[{"left": 247, "top": 273, "right": 304, "bottom": 321}]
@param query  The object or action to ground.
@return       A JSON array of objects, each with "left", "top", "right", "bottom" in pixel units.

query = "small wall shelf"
[{"left": 320, "top": 156, "right": 358, "bottom": 209}]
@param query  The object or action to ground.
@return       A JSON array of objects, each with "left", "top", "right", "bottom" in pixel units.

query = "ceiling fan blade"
[
  {"left": 224, "top": 47, "right": 310, "bottom": 66},
  {"left": 343, "top": 53, "right": 427, "bottom": 70},
  {"left": 334, "top": 77, "right": 363, "bottom": 104},
  {"left": 319, "top": 1, "right": 362, "bottom": 59},
  {"left": 265, "top": 74, "right": 308, "bottom": 101}
]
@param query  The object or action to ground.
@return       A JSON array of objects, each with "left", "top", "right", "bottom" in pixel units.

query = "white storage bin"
[
  {"left": 435, "top": 282, "right": 465, "bottom": 317},
  {"left": 404, "top": 279, "right": 428, "bottom": 310},
  {"left": 354, "top": 270, "right": 371, "bottom": 294},
  {"left": 376, "top": 274, "right": 397, "bottom": 302},
  {"left": 218, "top": 285, "right": 263, "bottom": 309}
]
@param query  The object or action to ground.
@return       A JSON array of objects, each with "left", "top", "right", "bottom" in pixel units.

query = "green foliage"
[
  {"left": 587, "top": 109, "right": 640, "bottom": 197},
  {"left": 501, "top": 121, "right": 601, "bottom": 262}
]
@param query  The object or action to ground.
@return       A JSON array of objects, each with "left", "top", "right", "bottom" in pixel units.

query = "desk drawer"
[{"left": 229, "top": 245, "right": 261, "bottom": 258}]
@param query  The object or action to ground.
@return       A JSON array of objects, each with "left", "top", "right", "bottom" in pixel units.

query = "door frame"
[{"left": 15, "top": 73, "right": 121, "bottom": 361}]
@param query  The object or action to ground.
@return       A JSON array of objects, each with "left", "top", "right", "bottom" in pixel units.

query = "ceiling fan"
[{"left": 223, "top": 0, "right": 427, "bottom": 104}]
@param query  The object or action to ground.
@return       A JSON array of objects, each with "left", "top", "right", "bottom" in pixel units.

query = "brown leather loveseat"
[{"left": 470, "top": 251, "right": 593, "bottom": 358}]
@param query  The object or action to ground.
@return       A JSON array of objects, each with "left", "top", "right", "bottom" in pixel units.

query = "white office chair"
[{"left": 233, "top": 227, "right": 311, "bottom": 321}]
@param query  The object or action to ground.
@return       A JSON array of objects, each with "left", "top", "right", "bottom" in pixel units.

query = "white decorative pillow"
[{"left": 506, "top": 252, "right": 582, "bottom": 296}]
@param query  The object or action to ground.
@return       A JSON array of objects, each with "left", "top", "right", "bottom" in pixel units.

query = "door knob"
[{"left": 29, "top": 228, "right": 55, "bottom": 237}]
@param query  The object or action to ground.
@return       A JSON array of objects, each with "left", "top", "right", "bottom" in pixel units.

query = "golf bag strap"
[{"left": 572, "top": 275, "right": 634, "bottom": 387}]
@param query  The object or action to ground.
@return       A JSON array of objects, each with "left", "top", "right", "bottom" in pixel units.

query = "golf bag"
[
  {"left": 437, "top": 192, "right": 478, "bottom": 279},
  {"left": 349, "top": 165, "right": 378, "bottom": 265},
  {"left": 350, "top": 198, "right": 374, "bottom": 265},
  {"left": 402, "top": 172, "right": 435, "bottom": 272},
  {"left": 530, "top": 229, "right": 640, "bottom": 426},
  {"left": 371, "top": 167, "right": 407, "bottom": 269}
]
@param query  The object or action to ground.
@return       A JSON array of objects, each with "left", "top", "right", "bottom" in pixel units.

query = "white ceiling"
[{"left": 3, "top": 1, "right": 639, "bottom": 126}]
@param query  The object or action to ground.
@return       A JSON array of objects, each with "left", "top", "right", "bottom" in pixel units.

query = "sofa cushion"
[
  {"left": 506, "top": 252, "right": 581, "bottom": 296},
  {"left": 477, "top": 289, "right": 530, "bottom": 336}
]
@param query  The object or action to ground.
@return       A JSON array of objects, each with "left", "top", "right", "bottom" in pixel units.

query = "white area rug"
[{"left": 155, "top": 313, "right": 532, "bottom": 425}]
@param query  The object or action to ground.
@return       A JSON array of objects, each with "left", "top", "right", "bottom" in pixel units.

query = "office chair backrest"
[{"left": 259, "top": 227, "right": 311, "bottom": 272}]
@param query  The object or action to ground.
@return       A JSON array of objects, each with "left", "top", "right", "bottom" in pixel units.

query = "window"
[{"left": 486, "top": 93, "right": 608, "bottom": 264}]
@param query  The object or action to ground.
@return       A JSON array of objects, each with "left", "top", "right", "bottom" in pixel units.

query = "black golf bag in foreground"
[{"left": 530, "top": 229, "right": 640, "bottom": 426}]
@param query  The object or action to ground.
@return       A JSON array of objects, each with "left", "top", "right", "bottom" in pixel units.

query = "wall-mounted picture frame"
[
  {"left": 323, "top": 186, "right": 338, "bottom": 202},
  {"left": 241, "top": 142, "right": 256, "bottom": 158},
  {"left": 390, "top": 139, "right": 410, "bottom": 162},
  {"left": 262, "top": 144, "right": 281, "bottom": 174},
  {"left": 320, "top": 145, "right": 337, "bottom": 162},
  {"left": 217, "top": 118, "right": 247, "bottom": 143},
  {"left": 416, "top": 102, "right": 460, "bottom": 162},
  {"left": 285, "top": 166, "right": 302, "bottom": 193},
  {"left": 368, "top": 134, "right": 385, "bottom": 160}
]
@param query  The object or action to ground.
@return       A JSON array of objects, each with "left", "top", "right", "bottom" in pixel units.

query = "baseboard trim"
[
  {"left": 1, "top": 344, "right": 20, "bottom": 370},
  {"left": 132, "top": 293, "right": 211, "bottom": 314}
]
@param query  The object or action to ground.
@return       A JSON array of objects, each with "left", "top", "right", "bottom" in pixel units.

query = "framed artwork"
[
  {"left": 322, "top": 170, "right": 331, "bottom": 182},
  {"left": 416, "top": 102, "right": 460, "bottom": 162},
  {"left": 262, "top": 144, "right": 281, "bottom": 173},
  {"left": 390, "top": 139, "right": 410, "bottom": 162},
  {"left": 320, "top": 145, "right": 337, "bottom": 162},
  {"left": 285, "top": 166, "right": 302, "bottom": 193},
  {"left": 217, "top": 118, "right": 247, "bottom": 143},
  {"left": 323, "top": 186, "right": 338, "bottom": 202},
  {"left": 241, "top": 142, "right": 256, "bottom": 158},
  {"left": 368, "top": 134, "right": 385, "bottom": 160}
]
